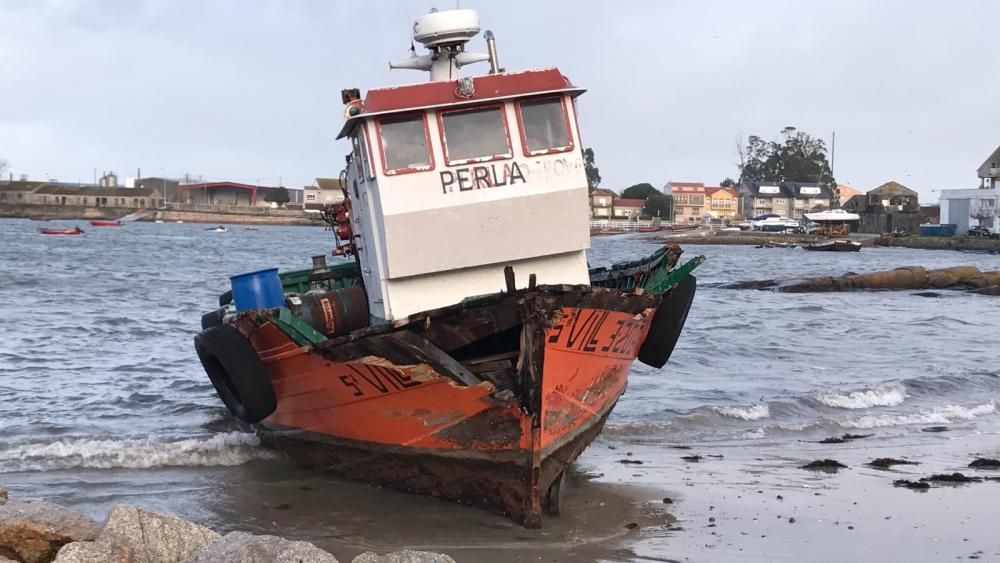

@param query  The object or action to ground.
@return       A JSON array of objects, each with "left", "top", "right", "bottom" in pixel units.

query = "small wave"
[
  {"left": 817, "top": 383, "right": 907, "bottom": 409},
  {"left": 839, "top": 401, "right": 996, "bottom": 429},
  {"left": 0, "top": 432, "right": 272, "bottom": 472},
  {"left": 714, "top": 404, "right": 770, "bottom": 420}
]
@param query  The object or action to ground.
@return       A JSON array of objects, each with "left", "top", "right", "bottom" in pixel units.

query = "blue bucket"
[{"left": 230, "top": 268, "right": 284, "bottom": 312}]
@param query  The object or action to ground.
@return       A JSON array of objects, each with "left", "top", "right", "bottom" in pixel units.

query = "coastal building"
[
  {"left": 0, "top": 180, "right": 163, "bottom": 208},
  {"left": 836, "top": 184, "right": 862, "bottom": 206},
  {"left": 703, "top": 187, "right": 736, "bottom": 221},
  {"left": 304, "top": 177, "right": 346, "bottom": 210},
  {"left": 939, "top": 188, "right": 1000, "bottom": 235},
  {"left": 842, "top": 181, "right": 920, "bottom": 233},
  {"left": 664, "top": 182, "right": 706, "bottom": 223},
  {"left": 612, "top": 198, "right": 645, "bottom": 220},
  {"left": 737, "top": 182, "right": 833, "bottom": 219},
  {"left": 978, "top": 145, "right": 1000, "bottom": 189},
  {"left": 178, "top": 181, "right": 293, "bottom": 208},
  {"left": 590, "top": 188, "right": 615, "bottom": 218},
  {"left": 134, "top": 177, "right": 181, "bottom": 202}
]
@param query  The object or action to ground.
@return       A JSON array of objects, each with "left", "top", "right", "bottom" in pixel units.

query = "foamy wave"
[
  {"left": 0, "top": 432, "right": 273, "bottom": 472},
  {"left": 715, "top": 404, "right": 770, "bottom": 420},
  {"left": 817, "top": 383, "right": 907, "bottom": 409},
  {"left": 839, "top": 402, "right": 996, "bottom": 429}
]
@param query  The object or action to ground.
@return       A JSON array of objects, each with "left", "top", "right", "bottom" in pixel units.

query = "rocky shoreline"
[
  {"left": 720, "top": 265, "right": 1000, "bottom": 295},
  {"left": 0, "top": 486, "right": 453, "bottom": 563}
]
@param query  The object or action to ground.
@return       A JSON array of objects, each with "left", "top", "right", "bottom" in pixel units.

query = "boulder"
[
  {"left": 971, "top": 285, "right": 1000, "bottom": 296},
  {"left": 53, "top": 541, "right": 133, "bottom": 563},
  {"left": 856, "top": 266, "right": 928, "bottom": 289},
  {"left": 98, "top": 505, "right": 220, "bottom": 563},
  {"left": 351, "top": 551, "right": 456, "bottom": 563},
  {"left": 927, "top": 270, "right": 958, "bottom": 289},
  {"left": 962, "top": 272, "right": 1000, "bottom": 289},
  {"left": 182, "top": 532, "right": 338, "bottom": 563},
  {"left": 0, "top": 500, "right": 100, "bottom": 563}
]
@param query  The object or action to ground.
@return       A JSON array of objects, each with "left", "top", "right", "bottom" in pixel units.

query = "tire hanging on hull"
[
  {"left": 637, "top": 274, "right": 697, "bottom": 369},
  {"left": 194, "top": 324, "right": 276, "bottom": 423}
]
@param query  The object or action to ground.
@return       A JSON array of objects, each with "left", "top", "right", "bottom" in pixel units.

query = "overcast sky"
[{"left": 1, "top": 0, "right": 998, "bottom": 199}]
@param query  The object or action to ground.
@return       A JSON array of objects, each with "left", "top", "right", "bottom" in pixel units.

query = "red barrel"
[{"left": 291, "top": 287, "right": 369, "bottom": 337}]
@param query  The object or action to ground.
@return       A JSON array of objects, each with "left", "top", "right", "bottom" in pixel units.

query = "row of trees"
[{"left": 586, "top": 126, "right": 834, "bottom": 219}]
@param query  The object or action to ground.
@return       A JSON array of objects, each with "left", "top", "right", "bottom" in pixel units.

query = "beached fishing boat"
[
  {"left": 194, "top": 9, "right": 701, "bottom": 528},
  {"left": 803, "top": 239, "right": 862, "bottom": 252},
  {"left": 39, "top": 227, "right": 84, "bottom": 236}
]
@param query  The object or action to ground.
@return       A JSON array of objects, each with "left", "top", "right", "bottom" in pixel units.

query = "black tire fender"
[
  {"left": 201, "top": 307, "right": 226, "bottom": 330},
  {"left": 637, "top": 274, "right": 697, "bottom": 369},
  {"left": 218, "top": 289, "right": 233, "bottom": 307},
  {"left": 194, "top": 324, "right": 276, "bottom": 423}
]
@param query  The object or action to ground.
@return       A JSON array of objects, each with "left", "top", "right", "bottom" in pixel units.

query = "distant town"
[
  {"left": 0, "top": 171, "right": 347, "bottom": 225},
  {"left": 590, "top": 144, "right": 1000, "bottom": 236}
]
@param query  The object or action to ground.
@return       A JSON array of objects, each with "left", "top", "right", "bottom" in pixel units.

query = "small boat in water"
[
  {"left": 206, "top": 225, "right": 228, "bottom": 232},
  {"left": 89, "top": 220, "right": 122, "bottom": 227},
  {"left": 40, "top": 227, "right": 84, "bottom": 236},
  {"left": 193, "top": 9, "right": 702, "bottom": 529},
  {"left": 803, "top": 239, "right": 862, "bottom": 252}
]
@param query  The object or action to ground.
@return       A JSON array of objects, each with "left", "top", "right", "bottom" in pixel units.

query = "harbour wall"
[{"left": 875, "top": 235, "right": 1000, "bottom": 252}]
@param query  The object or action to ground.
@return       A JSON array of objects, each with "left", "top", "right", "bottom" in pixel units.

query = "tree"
[
  {"left": 583, "top": 148, "right": 601, "bottom": 192},
  {"left": 720, "top": 177, "right": 736, "bottom": 187},
  {"left": 643, "top": 193, "right": 672, "bottom": 219},
  {"left": 621, "top": 183, "right": 659, "bottom": 199},
  {"left": 264, "top": 187, "right": 290, "bottom": 206},
  {"left": 736, "top": 127, "right": 834, "bottom": 186}
]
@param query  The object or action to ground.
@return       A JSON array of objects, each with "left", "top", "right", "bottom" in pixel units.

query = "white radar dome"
[{"left": 412, "top": 9, "right": 481, "bottom": 48}]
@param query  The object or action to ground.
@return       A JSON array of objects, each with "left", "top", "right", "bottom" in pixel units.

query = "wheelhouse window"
[
  {"left": 378, "top": 114, "right": 432, "bottom": 174},
  {"left": 518, "top": 97, "right": 573, "bottom": 154},
  {"left": 439, "top": 105, "right": 511, "bottom": 164}
]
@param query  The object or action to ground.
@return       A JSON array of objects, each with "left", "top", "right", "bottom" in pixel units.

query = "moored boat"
[
  {"left": 89, "top": 220, "right": 122, "bottom": 227},
  {"left": 803, "top": 239, "right": 862, "bottom": 252},
  {"left": 206, "top": 225, "right": 227, "bottom": 232},
  {"left": 193, "top": 9, "right": 702, "bottom": 528},
  {"left": 39, "top": 227, "right": 84, "bottom": 235}
]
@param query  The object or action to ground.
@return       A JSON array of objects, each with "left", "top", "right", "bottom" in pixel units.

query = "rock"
[
  {"left": 618, "top": 459, "right": 643, "bottom": 465},
  {"left": 927, "top": 271, "right": 958, "bottom": 288},
  {"left": 0, "top": 487, "right": 7, "bottom": 503},
  {"left": 53, "top": 541, "right": 133, "bottom": 563},
  {"left": 801, "top": 459, "right": 847, "bottom": 470},
  {"left": 921, "top": 473, "right": 981, "bottom": 483},
  {"left": 99, "top": 505, "right": 220, "bottom": 563},
  {"left": 971, "top": 285, "right": 1000, "bottom": 296},
  {"left": 184, "top": 531, "right": 337, "bottom": 563},
  {"left": 681, "top": 455, "right": 703, "bottom": 462},
  {"left": 921, "top": 426, "right": 949, "bottom": 433},
  {"left": 868, "top": 458, "right": 918, "bottom": 469},
  {"left": 894, "top": 480, "right": 930, "bottom": 490},
  {"left": 969, "top": 458, "right": 1000, "bottom": 469},
  {"left": 0, "top": 500, "right": 100, "bottom": 563},
  {"left": 351, "top": 550, "right": 456, "bottom": 563}
]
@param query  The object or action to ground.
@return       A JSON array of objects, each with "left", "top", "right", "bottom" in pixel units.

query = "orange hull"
[{"left": 241, "top": 286, "right": 659, "bottom": 526}]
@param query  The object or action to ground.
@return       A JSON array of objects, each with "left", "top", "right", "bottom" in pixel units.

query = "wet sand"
[{"left": 7, "top": 430, "right": 999, "bottom": 562}]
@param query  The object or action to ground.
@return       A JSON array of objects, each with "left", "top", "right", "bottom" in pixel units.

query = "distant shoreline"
[{"left": 0, "top": 203, "right": 324, "bottom": 226}]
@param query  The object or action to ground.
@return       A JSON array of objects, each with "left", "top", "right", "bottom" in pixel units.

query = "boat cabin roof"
[{"left": 337, "top": 67, "right": 584, "bottom": 139}]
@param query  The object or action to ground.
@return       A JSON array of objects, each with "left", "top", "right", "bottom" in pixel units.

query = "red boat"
[
  {"left": 90, "top": 220, "right": 122, "bottom": 227},
  {"left": 40, "top": 227, "right": 84, "bottom": 235}
]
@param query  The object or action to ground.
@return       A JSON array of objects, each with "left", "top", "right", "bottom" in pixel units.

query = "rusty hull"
[{"left": 247, "top": 284, "right": 662, "bottom": 527}]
